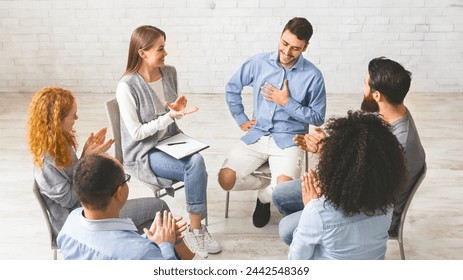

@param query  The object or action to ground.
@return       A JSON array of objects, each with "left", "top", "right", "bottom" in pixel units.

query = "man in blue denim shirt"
[
  {"left": 218, "top": 17, "right": 326, "bottom": 228},
  {"left": 57, "top": 154, "right": 193, "bottom": 260}
]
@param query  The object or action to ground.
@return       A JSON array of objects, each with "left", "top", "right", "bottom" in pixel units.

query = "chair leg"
[
  {"left": 398, "top": 238, "right": 405, "bottom": 260},
  {"left": 225, "top": 191, "right": 230, "bottom": 218},
  {"left": 53, "top": 248, "right": 57, "bottom": 260}
]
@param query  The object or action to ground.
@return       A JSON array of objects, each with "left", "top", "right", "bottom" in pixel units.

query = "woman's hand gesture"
[
  {"left": 166, "top": 96, "right": 199, "bottom": 119},
  {"left": 301, "top": 169, "right": 323, "bottom": 206}
]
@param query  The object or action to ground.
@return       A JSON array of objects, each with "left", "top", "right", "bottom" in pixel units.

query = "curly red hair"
[{"left": 28, "top": 87, "right": 78, "bottom": 169}]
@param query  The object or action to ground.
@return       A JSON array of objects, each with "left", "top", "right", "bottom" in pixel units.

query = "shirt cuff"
[
  {"left": 283, "top": 97, "right": 299, "bottom": 111},
  {"left": 158, "top": 242, "right": 177, "bottom": 260},
  {"left": 234, "top": 113, "right": 249, "bottom": 126},
  {"left": 151, "top": 114, "right": 175, "bottom": 132}
]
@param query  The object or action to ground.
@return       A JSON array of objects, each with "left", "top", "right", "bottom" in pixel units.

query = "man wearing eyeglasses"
[{"left": 57, "top": 153, "right": 193, "bottom": 260}]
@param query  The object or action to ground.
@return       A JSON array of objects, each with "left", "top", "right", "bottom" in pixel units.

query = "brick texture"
[{"left": 0, "top": 0, "right": 462, "bottom": 94}]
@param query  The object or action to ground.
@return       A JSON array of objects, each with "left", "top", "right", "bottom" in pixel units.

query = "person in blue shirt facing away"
[
  {"left": 57, "top": 153, "right": 194, "bottom": 260},
  {"left": 289, "top": 111, "right": 407, "bottom": 260},
  {"left": 274, "top": 57, "right": 425, "bottom": 245},
  {"left": 218, "top": 17, "right": 326, "bottom": 228}
]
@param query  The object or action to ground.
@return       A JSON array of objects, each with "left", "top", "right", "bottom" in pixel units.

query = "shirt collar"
[
  {"left": 78, "top": 209, "right": 138, "bottom": 232},
  {"left": 390, "top": 107, "right": 409, "bottom": 127},
  {"left": 270, "top": 51, "right": 306, "bottom": 70}
]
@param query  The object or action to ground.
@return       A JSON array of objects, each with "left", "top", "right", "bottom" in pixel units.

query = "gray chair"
[
  {"left": 224, "top": 151, "right": 309, "bottom": 218},
  {"left": 389, "top": 162, "right": 427, "bottom": 260},
  {"left": 224, "top": 162, "right": 271, "bottom": 218},
  {"left": 105, "top": 98, "right": 209, "bottom": 225},
  {"left": 104, "top": 98, "right": 185, "bottom": 199},
  {"left": 32, "top": 180, "right": 58, "bottom": 260}
]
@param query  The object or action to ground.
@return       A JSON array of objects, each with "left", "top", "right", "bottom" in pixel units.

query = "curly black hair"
[{"left": 316, "top": 110, "right": 407, "bottom": 217}]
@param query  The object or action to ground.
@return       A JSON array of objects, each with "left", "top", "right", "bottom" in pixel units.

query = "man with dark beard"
[{"left": 273, "top": 57, "right": 426, "bottom": 246}]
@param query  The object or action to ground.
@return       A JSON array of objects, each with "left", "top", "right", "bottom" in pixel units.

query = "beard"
[{"left": 361, "top": 92, "right": 379, "bottom": 113}]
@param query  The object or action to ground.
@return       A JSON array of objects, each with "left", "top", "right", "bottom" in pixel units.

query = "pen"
[{"left": 167, "top": 141, "right": 187, "bottom": 146}]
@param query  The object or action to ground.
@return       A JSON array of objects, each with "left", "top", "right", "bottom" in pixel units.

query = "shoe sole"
[{"left": 206, "top": 248, "right": 222, "bottom": 254}]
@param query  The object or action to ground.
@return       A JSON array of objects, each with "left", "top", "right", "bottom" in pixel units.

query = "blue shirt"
[
  {"left": 226, "top": 51, "right": 326, "bottom": 149},
  {"left": 289, "top": 197, "right": 392, "bottom": 260},
  {"left": 57, "top": 208, "right": 176, "bottom": 260}
]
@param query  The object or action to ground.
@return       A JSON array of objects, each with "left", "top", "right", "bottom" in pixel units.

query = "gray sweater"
[{"left": 33, "top": 152, "right": 80, "bottom": 234}]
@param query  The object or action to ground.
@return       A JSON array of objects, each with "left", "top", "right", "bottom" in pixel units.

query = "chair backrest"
[
  {"left": 104, "top": 98, "right": 124, "bottom": 164},
  {"left": 398, "top": 162, "right": 427, "bottom": 237},
  {"left": 104, "top": 98, "right": 186, "bottom": 199},
  {"left": 32, "top": 180, "right": 58, "bottom": 257}
]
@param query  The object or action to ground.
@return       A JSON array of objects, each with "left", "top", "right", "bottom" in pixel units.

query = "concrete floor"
[{"left": 0, "top": 91, "right": 462, "bottom": 260}]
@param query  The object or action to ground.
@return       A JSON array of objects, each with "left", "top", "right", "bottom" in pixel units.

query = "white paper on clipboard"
[{"left": 155, "top": 133, "right": 209, "bottom": 160}]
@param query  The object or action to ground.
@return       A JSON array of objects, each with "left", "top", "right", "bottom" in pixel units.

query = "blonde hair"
[{"left": 28, "top": 87, "right": 78, "bottom": 169}]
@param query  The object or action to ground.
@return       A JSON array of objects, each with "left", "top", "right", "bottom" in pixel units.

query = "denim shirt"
[
  {"left": 225, "top": 51, "right": 326, "bottom": 149},
  {"left": 289, "top": 197, "right": 392, "bottom": 260},
  {"left": 57, "top": 208, "right": 176, "bottom": 260}
]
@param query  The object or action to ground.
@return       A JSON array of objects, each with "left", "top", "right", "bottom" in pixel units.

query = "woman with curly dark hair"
[{"left": 289, "top": 110, "right": 407, "bottom": 259}]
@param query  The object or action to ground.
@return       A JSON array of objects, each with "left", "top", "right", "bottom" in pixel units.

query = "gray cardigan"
[
  {"left": 119, "top": 66, "right": 182, "bottom": 188},
  {"left": 33, "top": 152, "right": 80, "bottom": 234}
]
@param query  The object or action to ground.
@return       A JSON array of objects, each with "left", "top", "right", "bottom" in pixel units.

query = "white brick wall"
[{"left": 0, "top": 0, "right": 462, "bottom": 94}]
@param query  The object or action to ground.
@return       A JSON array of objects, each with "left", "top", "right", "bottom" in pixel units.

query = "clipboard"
[{"left": 155, "top": 133, "right": 209, "bottom": 160}]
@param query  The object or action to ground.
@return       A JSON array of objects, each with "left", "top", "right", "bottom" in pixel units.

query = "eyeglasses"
[{"left": 110, "top": 173, "right": 131, "bottom": 197}]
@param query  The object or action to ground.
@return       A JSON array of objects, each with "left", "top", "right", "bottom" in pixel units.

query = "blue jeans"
[
  {"left": 272, "top": 179, "right": 304, "bottom": 245},
  {"left": 148, "top": 149, "right": 208, "bottom": 219}
]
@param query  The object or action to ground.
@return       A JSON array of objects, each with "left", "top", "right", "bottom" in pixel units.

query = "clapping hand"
[
  {"left": 82, "top": 127, "right": 114, "bottom": 157},
  {"left": 294, "top": 134, "right": 308, "bottom": 151},
  {"left": 301, "top": 169, "right": 322, "bottom": 206},
  {"left": 294, "top": 127, "right": 326, "bottom": 155},
  {"left": 173, "top": 215, "right": 187, "bottom": 244},
  {"left": 144, "top": 210, "right": 177, "bottom": 245}
]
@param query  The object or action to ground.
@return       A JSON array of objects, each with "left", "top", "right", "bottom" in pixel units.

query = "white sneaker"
[
  {"left": 192, "top": 253, "right": 206, "bottom": 260},
  {"left": 202, "top": 225, "right": 222, "bottom": 254},
  {"left": 185, "top": 226, "right": 208, "bottom": 259}
]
